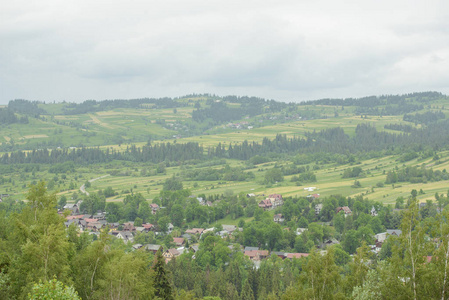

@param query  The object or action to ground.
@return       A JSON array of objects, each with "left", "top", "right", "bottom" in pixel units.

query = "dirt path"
[
  {"left": 89, "top": 114, "right": 114, "bottom": 129},
  {"left": 79, "top": 174, "right": 110, "bottom": 196}
]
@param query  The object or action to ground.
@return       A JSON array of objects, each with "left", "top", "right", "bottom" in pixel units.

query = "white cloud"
[{"left": 1, "top": 0, "right": 449, "bottom": 103}]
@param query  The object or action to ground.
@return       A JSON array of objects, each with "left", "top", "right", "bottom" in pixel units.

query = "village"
[{"left": 61, "top": 190, "right": 404, "bottom": 265}]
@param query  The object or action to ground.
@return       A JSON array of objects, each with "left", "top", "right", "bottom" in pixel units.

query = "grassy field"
[{"left": 2, "top": 97, "right": 449, "bottom": 208}]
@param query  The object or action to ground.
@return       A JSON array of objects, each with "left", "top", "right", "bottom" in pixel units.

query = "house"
[
  {"left": 66, "top": 215, "right": 85, "bottom": 221},
  {"left": 258, "top": 199, "right": 273, "bottom": 210},
  {"left": 92, "top": 212, "right": 106, "bottom": 220},
  {"left": 244, "top": 246, "right": 259, "bottom": 251},
  {"left": 286, "top": 253, "right": 309, "bottom": 260},
  {"left": 86, "top": 221, "right": 105, "bottom": 232},
  {"left": 336, "top": 206, "right": 352, "bottom": 217},
  {"left": 386, "top": 229, "right": 402, "bottom": 237},
  {"left": 185, "top": 228, "right": 204, "bottom": 235},
  {"left": 315, "top": 204, "right": 323, "bottom": 215},
  {"left": 273, "top": 252, "right": 286, "bottom": 259},
  {"left": 108, "top": 222, "right": 120, "bottom": 230},
  {"left": 375, "top": 229, "right": 402, "bottom": 244},
  {"left": 64, "top": 219, "right": 84, "bottom": 231},
  {"left": 177, "top": 247, "right": 187, "bottom": 255},
  {"left": 84, "top": 218, "right": 97, "bottom": 224},
  {"left": 304, "top": 187, "right": 316, "bottom": 192},
  {"left": 189, "top": 245, "right": 199, "bottom": 253},
  {"left": 142, "top": 223, "right": 155, "bottom": 232},
  {"left": 144, "top": 244, "right": 162, "bottom": 254},
  {"left": 246, "top": 193, "right": 256, "bottom": 198},
  {"left": 273, "top": 214, "right": 285, "bottom": 223},
  {"left": 244, "top": 250, "right": 269, "bottom": 261},
  {"left": 267, "top": 194, "right": 284, "bottom": 208},
  {"left": 135, "top": 227, "right": 146, "bottom": 233},
  {"left": 167, "top": 223, "right": 174, "bottom": 233},
  {"left": 371, "top": 206, "right": 378, "bottom": 217},
  {"left": 222, "top": 225, "right": 237, "bottom": 234},
  {"left": 181, "top": 233, "right": 192, "bottom": 242},
  {"left": 150, "top": 203, "right": 159, "bottom": 215},
  {"left": 163, "top": 248, "right": 180, "bottom": 262},
  {"left": 116, "top": 231, "right": 134, "bottom": 243},
  {"left": 123, "top": 222, "right": 136, "bottom": 232},
  {"left": 173, "top": 237, "right": 185, "bottom": 247},
  {"left": 132, "top": 244, "right": 143, "bottom": 250},
  {"left": 63, "top": 203, "right": 80, "bottom": 215},
  {"left": 296, "top": 228, "right": 308, "bottom": 235}
]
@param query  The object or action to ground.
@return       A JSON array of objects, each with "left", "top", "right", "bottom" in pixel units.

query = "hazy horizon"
[{"left": 2, "top": 0, "right": 449, "bottom": 104}]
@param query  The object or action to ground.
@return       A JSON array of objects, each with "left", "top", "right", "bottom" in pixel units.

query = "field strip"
[
  {"left": 22, "top": 134, "right": 49, "bottom": 139},
  {"left": 89, "top": 114, "right": 114, "bottom": 129}
]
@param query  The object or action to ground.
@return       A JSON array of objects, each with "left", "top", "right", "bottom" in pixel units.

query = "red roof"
[
  {"left": 258, "top": 199, "right": 272, "bottom": 207},
  {"left": 142, "top": 223, "right": 154, "bottom": 229},
  {"left": 286, "top": 253, "right": 309, "bottom": 259},
  {"left": 173, "top": 237, "right": 185, "bottom": 245},
  {"left": 244, "top": 250, "right": 269, "bottom": 259},
  {"left": 268, "top": 194, "right": 283, "bottom": 200},
  {"left": 166, "top": 248, "right": 180, "bottom": 256},
  {"left": 66, "top": 215, "right": 84, "bottom": 220},
  {"left": 336, "top": 206, "right": 352, "bottom": 214},
  {"left": 186, "top": 228, "right": 204, "bottom": 234},
  {"left": 84, "top": 218, "right": 96, "bottom": 223}
]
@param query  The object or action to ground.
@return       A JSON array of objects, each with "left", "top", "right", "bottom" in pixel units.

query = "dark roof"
[
  {"left": 244, "top": 246, "right": 259, "bottom": 251},
  {"left": 145, "top": 244, "right": 162, "bottom": 251}
]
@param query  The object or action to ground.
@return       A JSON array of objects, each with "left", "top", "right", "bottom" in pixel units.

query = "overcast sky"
[{"left": 1, "top": 0, "right": 449, "bottom": 104}]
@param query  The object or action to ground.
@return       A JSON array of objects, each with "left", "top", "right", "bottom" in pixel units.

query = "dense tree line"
[
  {"left": 192, "top": 101, "right": 263, "bottom": 124},
  {"left": 0, "top": 142, "right": 204, "bottom": 165},
  {"left": 403, "top": 110, "right": 446, "bottom": 125},
  {"left": 8, "top": 99, "right": 47, "bottom": 116},
  {"left": 4, "top": 120, "right": 449, "bottom": 167},
  {"left": 61, "top": 97, "right": 186, "bottom": 115},
  {"left": 384, "top": 123, "right": 415, "bottom": 133},
  {"left": 385, "top": 165, "right": 449, "bottom": 184},
  {"left": 212, "top": 120, "right": 449, "bottom": 159},
  {"left": 301, "top": 91, "right": 443, "bottom": 107},
  {"left": 181, "top": 165, "right": 255, "bottom": 182},
  {"left": 0, "top": 108, "right": 28, "bottom": 125}
]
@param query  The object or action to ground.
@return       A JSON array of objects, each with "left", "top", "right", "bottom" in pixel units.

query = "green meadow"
[{"left": 1, "top": 94, "right": 449, "bottom": 208}]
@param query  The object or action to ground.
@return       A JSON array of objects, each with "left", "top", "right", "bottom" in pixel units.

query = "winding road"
[{"left": 79, "top": 174, "right": 110, "bottom": 196}]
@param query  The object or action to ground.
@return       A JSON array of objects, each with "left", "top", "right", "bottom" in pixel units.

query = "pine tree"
[
  {"left": 152, "top": 249, "right": 174, "bottom": 300},
  {"left": 241, "top": 280, "right": 255, "bottom": 300}
]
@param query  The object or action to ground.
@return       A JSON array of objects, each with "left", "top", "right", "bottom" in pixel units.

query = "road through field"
[{"left": 79, "top": 174, "right": 110, "bottom": 196}]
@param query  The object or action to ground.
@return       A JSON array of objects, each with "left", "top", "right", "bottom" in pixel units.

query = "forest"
[{"left": 1, "top": 182, "right": 449, "bottom": 299}]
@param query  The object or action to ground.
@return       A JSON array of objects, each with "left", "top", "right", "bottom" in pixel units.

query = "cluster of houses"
[
  {"left": 226, "top": 121, "right": 252, "bottom": 130},
  {"left": 62, "top": 201, "right": 164, "bottom": 241},
  {"left": 61, "top": 193, "right": 405, "bottom": 265},
  {"left": 258, "top": 194, "right": 284, "bottom": 210}
]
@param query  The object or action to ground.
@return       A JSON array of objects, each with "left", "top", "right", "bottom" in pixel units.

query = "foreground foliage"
[{"left": 0, "top": 183, "right": 449, "bottom": 299}]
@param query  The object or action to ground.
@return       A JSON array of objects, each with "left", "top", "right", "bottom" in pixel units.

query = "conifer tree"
[
  {"left": 241, "top": 280, "right": 255, "bottom": 300},
  {"left": 152, "top": 249, "right": 174, "bottom": 300}
]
